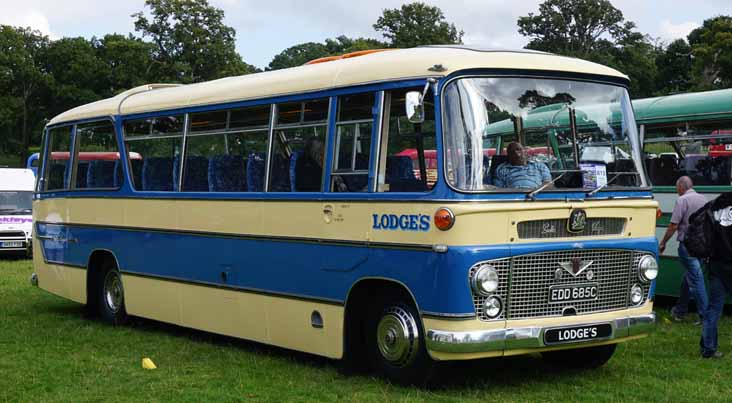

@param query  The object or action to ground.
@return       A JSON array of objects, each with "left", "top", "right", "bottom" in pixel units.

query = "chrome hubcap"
[
  {"left": 376, "top": 306, "right": 419, "bottom": 367},
  {"left": 104, "top": 271, "right": 123, "bottom": 313}
]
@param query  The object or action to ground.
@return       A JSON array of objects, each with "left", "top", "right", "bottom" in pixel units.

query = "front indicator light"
[
  {"left": 484, "top": 296, "right": 502, "bottom": 318},
  {"left": 638, "top": 255, "right": 658, "bottom": 282},
  {"left": 630, "top": 284, "right": 643, "bottom": 305},
  {"left": 434, "top": 207, "right": 455, "bottom": 231}
]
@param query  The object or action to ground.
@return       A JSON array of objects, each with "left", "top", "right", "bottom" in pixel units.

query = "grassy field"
[{"left": 2, "top": 259, "right": 732, "bottom": 403}]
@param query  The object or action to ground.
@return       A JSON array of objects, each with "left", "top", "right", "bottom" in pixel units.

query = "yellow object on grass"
[{"left": 142, "top": 357, "right": 157, "bottom": 370}]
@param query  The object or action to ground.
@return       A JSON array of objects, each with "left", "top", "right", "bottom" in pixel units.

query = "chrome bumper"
[{"left": 426, "top": 312, "right": 655, "bottom": 354}]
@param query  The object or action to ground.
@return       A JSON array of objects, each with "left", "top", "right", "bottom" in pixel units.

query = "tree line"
[{"left": 0, "top": 0, "right": 730, "bottom": 167}]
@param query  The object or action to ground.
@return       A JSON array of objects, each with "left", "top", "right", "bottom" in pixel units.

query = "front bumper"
[
  {"left": 0, "top": 235, "right": 31, "bottom": 250},
  {"left": 426, "top": 312, "right": 655, "bottom": 354}
]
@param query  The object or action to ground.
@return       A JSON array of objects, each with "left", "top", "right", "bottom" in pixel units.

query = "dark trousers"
[{"left": 700, "top": 261, "right": 732, "bottom": 357}]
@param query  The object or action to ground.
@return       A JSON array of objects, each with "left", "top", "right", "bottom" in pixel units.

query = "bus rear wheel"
[
  {"left": 97, "top": 263, "right": 128, "bottom": 326},
  {"left": 367, "top": 298, "right": 434, "bottom": 384},
  {"left": 542, "top": 343, "right": 617, "bottom": 369}
]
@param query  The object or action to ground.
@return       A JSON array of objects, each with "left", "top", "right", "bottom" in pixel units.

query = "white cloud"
[
  {"left": 659, "top": 20, "right": 700, "bottom": 41},
  {"left": 0, "top": 9, "right": 58, "bottom": 39}
]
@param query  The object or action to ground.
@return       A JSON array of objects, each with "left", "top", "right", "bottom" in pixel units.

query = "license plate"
[
  {"left": 548, "top": 283, "right": 599, "bottom": 304},
  {"left": 544, "top": 323, "right": 612, "bottom": 345},
  {"left": 1, "top": 241, "right": 23, "bottom": 248}
]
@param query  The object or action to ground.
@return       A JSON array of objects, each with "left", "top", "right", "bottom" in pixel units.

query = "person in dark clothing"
[
  {"left": 700, "top": 192, "right": 732, "bottom": 358},
  {"left": 295, "top": 137, "right": 324, "bottom": 192}
]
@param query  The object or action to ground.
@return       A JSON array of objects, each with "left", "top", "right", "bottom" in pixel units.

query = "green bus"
[{"left": 637, "top": 88, "right": 732, "bottom": 299}]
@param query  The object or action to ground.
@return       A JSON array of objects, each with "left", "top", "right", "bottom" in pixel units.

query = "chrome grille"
[
  {"left": 0, "top": 231, "right": 26, "bottom": 239},
  {"left": 517, "top": 218, "right": 625, "bottom": 239},
  {"left": 468, "top": 249, "right": 654, "bottom": 321},
  {"left": 469, "top": 258, "right": 510, "bottom": 321}
]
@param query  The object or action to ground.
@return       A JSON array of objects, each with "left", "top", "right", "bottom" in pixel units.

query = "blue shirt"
[{"left": 493, "top": 161, "right": 551, "bottom": 189}]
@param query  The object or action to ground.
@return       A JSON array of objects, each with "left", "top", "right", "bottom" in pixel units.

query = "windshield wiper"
[
  {"left": 526, "top": 170, "right": 580, "bottom": 200},
  {"left": 586, "top": 173, "right": 621, "bottom": 197}
]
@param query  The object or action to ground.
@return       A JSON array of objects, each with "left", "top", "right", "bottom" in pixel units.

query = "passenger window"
[
  {"left": 377, "top": 88, "right": 436, "bottom": 192},
  {"left": 332, "top": 93, "right": 374, "bottom": 192},
  {"left": 184, "top": 106, "right": 271, "bottom": 192},
  {"left": 44, "top": 126, "right": 73, "bottom": 191},
  {"left": 269, "top": 99, "right": 329, "bottom": 192},
  {"left": 73, "top": 121, "right": 120, "bottom": 189},
  {"left": 124, "top": 115, "right": 184, "bottom": 191}
]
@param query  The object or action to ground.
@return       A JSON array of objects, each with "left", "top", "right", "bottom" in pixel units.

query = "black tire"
[
  {"left": 366, "top": 297, "right": 434, "bottom": 385},
  {"left": 542, "top": 343, "right": 617, "bottom": 369},
  {"left": 97, "top": 261, "right": 128, "bottom": 326}
]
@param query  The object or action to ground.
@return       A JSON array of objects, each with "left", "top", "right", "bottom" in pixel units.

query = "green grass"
[{"left": 2, "top": 259, "right": 732, "bottom": 402}]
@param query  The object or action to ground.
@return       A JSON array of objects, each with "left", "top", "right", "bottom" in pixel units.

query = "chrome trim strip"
[{"left": 426, "top": 312, "right": 655, "bottom": 355}]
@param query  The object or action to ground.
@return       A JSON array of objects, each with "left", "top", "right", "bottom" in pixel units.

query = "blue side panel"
[{"left": 36, "top": 222, "right": 659, "bottom": 315}]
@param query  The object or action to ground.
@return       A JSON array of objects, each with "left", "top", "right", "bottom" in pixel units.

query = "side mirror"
[{"left": 405, "top": 91, "right": 424, "bottom": 123}]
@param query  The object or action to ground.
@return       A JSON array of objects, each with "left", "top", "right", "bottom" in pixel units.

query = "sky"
[{"left": 1, "top": 0, "right": 731, "bottom": 69}]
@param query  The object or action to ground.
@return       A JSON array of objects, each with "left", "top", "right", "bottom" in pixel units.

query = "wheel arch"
[
  {"left": 86, "top": 249, "right": 121, "bottom": 308},
  {"left": 342, "top": 277, "right": 423, "bottom": 361}
]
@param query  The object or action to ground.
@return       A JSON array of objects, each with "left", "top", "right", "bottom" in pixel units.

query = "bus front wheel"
[
  {"left": 98, "top": 263, "right": 128, "bottom": 326},
  {"left": 542, "top": 343, "right": 617, "bottom": 369},
  {"left": 367, "top": 298, "right": 434, "bottom": 384}
]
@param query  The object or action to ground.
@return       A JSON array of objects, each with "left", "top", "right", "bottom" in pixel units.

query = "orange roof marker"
[{"left": 304, "top": 49, "right": 394, "bottom": 65}]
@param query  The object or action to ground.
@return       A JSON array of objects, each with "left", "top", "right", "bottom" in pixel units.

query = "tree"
[
  {"left": 517, "top": 0, "right": 632, "bottom": 58},
  {"left": 688, "top": 16, "right": 732, "bottom": 90},
  {"left": 0, "top": 26, "right": 50, "bottom": 166},
  {"left": 93, "top": 34, "right": 158, "bottom": 94},
  {"left": 656, "top": 39, "right": 693, "bottom": 94},
  {"left": 42, "top": 37, "right": 109, "bottom": 118},
  {"left": 517, "top": 0, "right": 661, "bottom": 98},
  {"left": 132, "top": 0, "right": 255, "bottom": 83},
  {"left": 373, "top": 2, "right": 463, "bottom": 48},
  {"left": 267, "top": 35, "right": 387, "bottom": 70}
]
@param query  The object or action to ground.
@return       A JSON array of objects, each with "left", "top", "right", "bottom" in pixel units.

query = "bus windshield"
[
  {"left": 443, "top": 77, "right": 646, "bottom": 193},
  {"left": 0, "top": 191, "right": 33, "bottom": 214}
]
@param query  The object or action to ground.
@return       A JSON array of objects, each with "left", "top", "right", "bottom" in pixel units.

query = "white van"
[{"left": 0, "top": 168, "right": 34, "bottom": 256}]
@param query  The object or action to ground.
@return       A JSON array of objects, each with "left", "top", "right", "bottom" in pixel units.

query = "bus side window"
[
  {"left": 43, "top": 126, "right": 73, "bottom": 191},
  {"left": 377, "top": 88, "right": 436, "bottom": 192},
  {"left": 268, "top": 99, "right": 329, "bottom": 192},
  {"left": 184, "top": 105, "right": 270, "bottom": 192},
  {"left": 73, "top": 120, "right": 120, "bottom": 189},
  {"left": 331, "top": 93, "right": 374, "bottom": 192},
  {"left": 124, "top": 116, "right": 184, "bottom": 191}
]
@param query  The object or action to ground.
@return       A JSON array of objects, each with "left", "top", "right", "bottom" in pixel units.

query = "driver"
[{"left": 493, "top": 142, "right": 551, "bottom": 189}]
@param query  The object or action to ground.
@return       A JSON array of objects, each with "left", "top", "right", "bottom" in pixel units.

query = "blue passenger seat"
[
  {"left": 142, "top": 157, "right": 174, "bottom": 191},
  {"left": 174, "top": 156, "right": 209, "bottom": 192},
  {"left": 246, "top": 153, "right": 266, "bottom": 192},
  {"left": 386, "top": 155, "right": 425, "bottom": 192},
  {"left": 86, "top": 160, "right": 117, "bottom": 188},
  {"left": 269, "top": 153, "right": 291, "bottom": 192},
  {"left": 289, "top": 151, "right": 302, "bottom": 192},
  {"left": 209, "top": 155, "right": 247, "bottom": 192}
]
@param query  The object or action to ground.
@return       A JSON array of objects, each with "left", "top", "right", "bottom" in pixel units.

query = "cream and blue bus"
[{"left": 32, "top": 46, "right": 658, "bottom": 383}]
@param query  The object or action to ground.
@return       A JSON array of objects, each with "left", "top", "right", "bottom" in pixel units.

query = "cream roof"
[{"left": 48, "top": 47, "right": 629, "bottom": 126}]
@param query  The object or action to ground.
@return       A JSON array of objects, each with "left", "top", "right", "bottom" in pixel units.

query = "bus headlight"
[
  {"left": 630, "top": 284, "right": 644, "bottom": 305},
  {"left": 471, "top": 264, "right": 499, "bottom": 296},
  {"left": 483, "top": 296, "right": 503, "bottom": 318},
  {"left": 638, "top": 255, "right": 658, "bottom": 282}
]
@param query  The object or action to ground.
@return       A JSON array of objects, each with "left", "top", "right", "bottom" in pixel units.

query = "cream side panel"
[
  {"left": 35, "top": 260, "right": 86, "bottom": 304},
  {"left": 123, "top": 275, "right": 182, "bottom": 325},
  {"left": 36, "top": 198, "right": 658, "bottom": 247},
  {"left": 124, "top": 275, "right": 344, "bottom": 359}
]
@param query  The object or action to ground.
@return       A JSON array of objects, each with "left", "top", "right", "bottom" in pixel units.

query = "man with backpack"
[
  {"left": 659, "top": 176, "right": 708, "bottom": 325},
  {"left": 697, "top": 192, "right": 732, "bottom": 358}
]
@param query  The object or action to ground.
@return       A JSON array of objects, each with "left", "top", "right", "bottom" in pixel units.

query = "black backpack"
[{"left": 683, "top": 202, "right": 714, "bottom": 259}]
